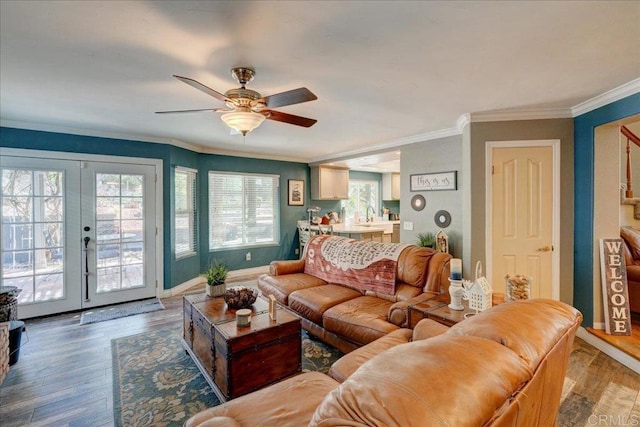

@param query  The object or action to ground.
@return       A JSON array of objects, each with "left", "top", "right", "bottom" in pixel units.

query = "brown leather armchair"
[{"left": 621, "top": 226, "right": 640, "bottom": 314}]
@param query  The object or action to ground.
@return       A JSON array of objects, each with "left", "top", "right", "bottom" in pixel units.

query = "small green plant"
[
  {"left": 416, "top": 232, "right": 436, "bottom": 249},
  {"left": 204, "top": 260, "right": 228, "bottom": 285}
]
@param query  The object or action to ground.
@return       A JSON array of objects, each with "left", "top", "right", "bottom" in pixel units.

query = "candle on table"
[{"left": 450, "top": 258, "right": 462, "bottom": 280}]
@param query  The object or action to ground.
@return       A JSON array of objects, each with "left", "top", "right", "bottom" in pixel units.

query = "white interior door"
[
  {"left": 81, "top": 162, "right": 156, "bottom": 307},
  {"left": 490, "top": 145, "right": 556, "bottom": 299}
]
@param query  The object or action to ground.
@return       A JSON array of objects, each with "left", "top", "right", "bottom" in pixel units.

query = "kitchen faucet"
[{"left": 366, "top": 205, "right": 376, "bottom": 222}]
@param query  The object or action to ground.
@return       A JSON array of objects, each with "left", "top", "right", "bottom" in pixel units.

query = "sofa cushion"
[
  {"left": 310, "top": 335, "right": 532, "bottom": 427},
  {"left": 363, "top": 282, "right": 422, "bottom": 303},
  {"left": 396, "top": 246, "right": 434, "bottom": 288},
  {"left": 412, "top": 318, "right": 450, "bottom": 341},
  {"left": 185, "top": 372, "right": 339, "bottom": 427},
  {"left": 258, "top": 273, "right": 327, "bottom": 305},
  {"left": 322, "top": 296, "right": 399, "bottom": 346},
  {"left": 289, "top": 285, "right": 363, "bottom": 325},
  {"left": 622, "top": 226, "right": 640, "bottom": 262},
  {"left": 327, "top": 328, "right": 412, "bottom": 383},
  {"left": 446, "top": 299, "right": 582, "bottom": 372}
]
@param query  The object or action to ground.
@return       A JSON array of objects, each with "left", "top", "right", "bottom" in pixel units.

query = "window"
[
  {"left": 341, "top": 180, "right": 379, "bottom": 222},
  {"left": 174, "top": 167, "right": 197, "bottom": 258},
  {"left": 209, "top": 172, "right": 279, "bottom": 250}
]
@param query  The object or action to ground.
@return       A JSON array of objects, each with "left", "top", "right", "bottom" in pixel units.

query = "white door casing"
[{"left": 486, "top": 140, "right": 560, "bottom": 300}]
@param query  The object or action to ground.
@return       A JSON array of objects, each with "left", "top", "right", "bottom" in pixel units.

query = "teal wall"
[
  {"left": 0, "top": 127, "right": 312, "bottom": 290},
  {"left": 574, "top": 93, "right": 640, "bottom": 326},
  {"left": 168, "top": 145, "right": 200, "bottom": 287}
]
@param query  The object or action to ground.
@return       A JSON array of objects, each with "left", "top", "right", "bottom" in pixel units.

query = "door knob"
[{"left": 537, "top": 245, "right": 552, "bottom": 252}]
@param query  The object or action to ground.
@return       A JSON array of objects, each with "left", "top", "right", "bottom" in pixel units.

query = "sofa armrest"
[
  {"left": 388, "top": 292, "right": 439, "bottom": 328},
  {"left": 412, "top": 318, "right": 449, "bottom": 341},
  {"left": 269, "top": 258, "right": 306, "bottom": 276}
]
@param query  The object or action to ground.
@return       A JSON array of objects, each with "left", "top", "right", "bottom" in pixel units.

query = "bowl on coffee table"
[{"left": 224, "top": 286, "right": 258, "bottom": 309}]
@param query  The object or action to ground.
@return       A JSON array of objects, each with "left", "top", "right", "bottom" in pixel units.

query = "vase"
[{"left": 206, "top": 283, "right": 226, "bottom": 297}]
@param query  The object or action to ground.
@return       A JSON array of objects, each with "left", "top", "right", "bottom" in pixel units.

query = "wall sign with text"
[
  {"left": 410, "top": 171, "right": 457, "bottom": 191},
  {"left": 599, "top": 238, "right": 632, "bottom": 335}
]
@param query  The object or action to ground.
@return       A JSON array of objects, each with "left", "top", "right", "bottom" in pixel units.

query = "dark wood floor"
[
  {"left": 0, "top": 294, "right": 638, "bottom": 427},
  {"left": 0, "top": 296, "right": 183, "bottom": 427}
]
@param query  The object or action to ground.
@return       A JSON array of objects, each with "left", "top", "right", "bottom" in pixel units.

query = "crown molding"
[
  {"left": 198, "top": 146, "right": 308, "bottom": 164},
  {"left": 456, "top": 114, "right": 471, "bottom": 130},
  {"left": 467, "top": 108, "right": 573, "bottom": 123},
  {"left": 0, "top": 119, "right": 204, "bottom": 152},
  {"left": 571, "top": 78, "right": 640, "bottom": 117},
  {"left": 310, "top": 126, "right": 461, "bottom": 164},
  {"left": 0, "top": 119, "right": 308, "bottom": 163}
]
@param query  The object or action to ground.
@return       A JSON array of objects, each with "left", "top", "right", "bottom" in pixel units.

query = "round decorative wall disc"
[
  {"left": 411, "top": 194, "right": 426, "bottom": 211},
  {"left": 434, "top": 210, "right": 451, "bottom": 228}
]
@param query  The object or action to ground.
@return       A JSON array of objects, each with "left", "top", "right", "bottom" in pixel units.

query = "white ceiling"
[{"left": 1, "top": 1, "right": 639, "bottom": 166}]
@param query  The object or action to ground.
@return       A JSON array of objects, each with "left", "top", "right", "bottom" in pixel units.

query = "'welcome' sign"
[{"left": 599, "top": 239, "right": 632, "bottom": 335}]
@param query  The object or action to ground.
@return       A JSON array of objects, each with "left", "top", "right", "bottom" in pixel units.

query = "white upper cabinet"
[
  {"left": 311, "top": 166, "right": 349, "bottom": 200},
  {"left": 382, "top": 173, "right": 400, "bottom": 200}
]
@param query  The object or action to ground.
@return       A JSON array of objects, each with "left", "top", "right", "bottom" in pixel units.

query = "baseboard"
[
  {"left": 160, "top": 276, "right": 205, "bottom": 298},
  {"left": 576, "top": 327, "right": 640, "bottom": 374},
  {"left": 592, "top": 322, "right": 605, "bottom": 330},
  {"left": 227, "top": 266, "right": 269, "bottom": 281},
  {"left": 160, "top": 265, "right": 269, "bottom": 298}
]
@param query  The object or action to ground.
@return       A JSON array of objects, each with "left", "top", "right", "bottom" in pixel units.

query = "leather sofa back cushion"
[
  {"left": 446, "top": 299, "right": 582, "bottom": 372},
  {"left": 621, "top": 226, "right": 640, "bottom": 261},
  {"left": 396, "top": 246, "right": 434, "bottom": 288},
  {"left": 310, "top": 335, "right": 531, "bottom": 427}
]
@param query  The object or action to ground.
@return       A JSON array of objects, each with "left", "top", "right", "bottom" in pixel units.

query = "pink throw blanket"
[{"left": 304, "top": 235, "right": 409, "bottom": 295}]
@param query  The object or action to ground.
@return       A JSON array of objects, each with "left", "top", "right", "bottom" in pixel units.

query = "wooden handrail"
[
  {"left": 622, "top": 125, "right": 640, "bottom": 198},
  {"left": 622, "top": 125, "right": 640, "bottom": 148}
]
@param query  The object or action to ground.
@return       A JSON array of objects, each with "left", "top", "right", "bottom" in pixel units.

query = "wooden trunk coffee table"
[{"left": 182, "top": 293, "right": 301, "bottom": 402}]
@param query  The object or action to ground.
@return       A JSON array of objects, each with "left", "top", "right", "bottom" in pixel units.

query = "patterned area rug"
[
  {"left": 80, "top": 298, "right": 165, "bottom": 324},
  {"left": 112, "top": 325, "right": 342, "bottom": 427}
]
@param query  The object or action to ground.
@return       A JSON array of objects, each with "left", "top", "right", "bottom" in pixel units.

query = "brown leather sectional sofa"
[
  {"left": 621, "top": 226, "right": 640, "bottom": 314},
  {"left": 185, "top": 299, "right": 582, "bottom": 426},
  {"left": 257, "top": 238, "right": 452, "bottom": 353}
]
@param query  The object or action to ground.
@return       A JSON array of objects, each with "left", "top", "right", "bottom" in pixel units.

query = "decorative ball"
[{"left": 224, "top": 286, "right": 258, "bottom": 309}]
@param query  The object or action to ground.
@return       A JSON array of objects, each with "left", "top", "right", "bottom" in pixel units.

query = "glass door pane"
[{"left": 0, "top": 155, "right": 81, "bottom": 319}]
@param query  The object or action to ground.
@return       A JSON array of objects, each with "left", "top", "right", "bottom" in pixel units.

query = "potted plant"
[
  {"left": 204, "top": 260, "right": 228, "bottom": 297},
  {"left": 416, "top": 232, "right": 436, "bottom": 249}
]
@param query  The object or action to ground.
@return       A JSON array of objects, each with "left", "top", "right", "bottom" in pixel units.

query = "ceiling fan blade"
[
  {"left": 260, "top": 87, "right": 317, "bottom": 109},
  {"left": 263, "top": 110, "right": 317, "bottom": 127},
  {"left": 155, "top": 108, "right": 218, "bottom": 114},
  {"left": 173, "top": 75, "right": 229, "bottom": 103}
]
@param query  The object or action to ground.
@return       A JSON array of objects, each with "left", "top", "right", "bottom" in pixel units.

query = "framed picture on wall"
[
  {"left": 288, "top": 179, "right": 304, "bottom": 206},
  {"left": 410, "top": 171, "right": 457, "bottom": 191}
]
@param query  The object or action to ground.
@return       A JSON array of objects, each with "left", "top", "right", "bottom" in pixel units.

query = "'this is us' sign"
[{"left": 599, "top": 239, "right": 632, "bottom": 335}]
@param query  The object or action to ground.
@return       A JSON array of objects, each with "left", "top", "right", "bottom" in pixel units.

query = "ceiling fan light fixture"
[{"left": 220, "top": 111, "right": 266, "bottom": 136}]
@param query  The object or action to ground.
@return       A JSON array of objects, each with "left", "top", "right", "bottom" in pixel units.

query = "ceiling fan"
[{"left": 156, "top": 67, "right": 318, "bottom": 136}]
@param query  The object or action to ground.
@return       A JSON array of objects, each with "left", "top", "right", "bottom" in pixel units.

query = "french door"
[
  {"left": 81, "top": 162, "right": 156, "bottom": 308},
  {"left": 1, "top": 152, "right": 158, "bottom": 318}
]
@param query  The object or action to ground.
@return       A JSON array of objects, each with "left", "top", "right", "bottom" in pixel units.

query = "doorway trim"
[
  {"left": 0, "top": 147, "right": 164, "bottom": 301},
  {"left": 485, "top": 139, "right": 560, "bottom": 300}
]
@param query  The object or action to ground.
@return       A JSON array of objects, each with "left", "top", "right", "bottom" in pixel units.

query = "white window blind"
[
  {"left": 209, "top": 172, "right": 279, "bottom": 250},
  {"left": 174, "top": 167, "right": 197, "bottom": 257}
]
